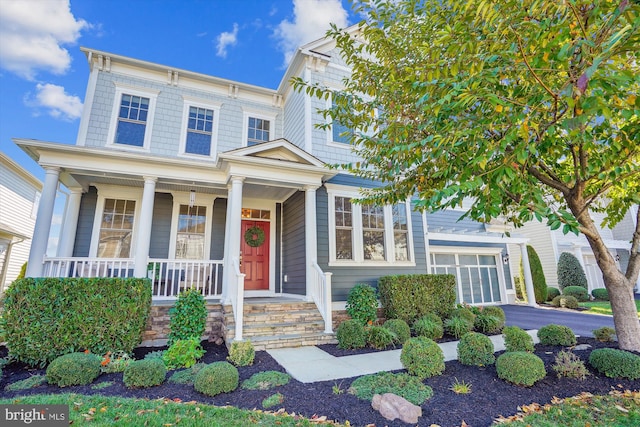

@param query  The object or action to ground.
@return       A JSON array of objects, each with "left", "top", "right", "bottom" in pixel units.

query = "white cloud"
[
  {"left": 216, "top": 23, "right": 239, "bottom": 58},
  {"left": 273, "top": 0, "right": 348, "bottom": 65},
  {"left": 28, "top": 83, "right": 83, "bottom": 121},
  {"left": 0, "top": 0, "right": 89, "bottom": 80}
]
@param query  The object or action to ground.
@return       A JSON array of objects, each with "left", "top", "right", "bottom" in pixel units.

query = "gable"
[{"left": 220, "top": 138, "right": 325, "bottom": 168}]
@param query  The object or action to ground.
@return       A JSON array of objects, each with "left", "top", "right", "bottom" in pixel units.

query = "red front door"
[{"left": 240, "top": 220, "right": 270, "bottom": 290}]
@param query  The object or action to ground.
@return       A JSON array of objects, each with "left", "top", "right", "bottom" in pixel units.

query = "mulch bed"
[{"left": 1, "top": 338, "right": 639, "bottom": 427}]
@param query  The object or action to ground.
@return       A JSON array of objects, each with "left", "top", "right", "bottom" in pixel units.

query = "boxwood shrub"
[
  {"left": 194, "top": 362, "right": 239, "bottom": 396},
  {"left": 123, "top": 358, "right": 167, "bottom": 388},
  {"left": 563, "top": 286, "right": 589, "bottom": 302},
  {"left": 496, "top": 352, "right": 546, "bottom": 386},
  {"left": 2, "top": 277, "right": 151, "bottom": 367},
  {"left": 591, "top": 288, "right": 609, "bottom": 301},
  {"left": 336, "top": 319, "right": 366, "bottom": 349},
  {"left": 546, "top": 287, "right": 561, "bottom": 301},
  {"left": 400, "top": 337, "right": 445, "bottom": 380},
  {"left": 589, "top": 348, "right": 640, "bottom": 380},
  {"left": 457, "top": 332, "right": 495, "bottom": 367},
  {"left": 550, "top": 295, "right": 579, "bottom": 309},
  {"left": 367, "top": 325, "right": 396, "bottom": 349},
  {"left": 537, "top": 324, "right": 576, "bottom": 346},
  {"left": 46, "top": 352, "right": 102, "bottom": 387},
  {"left": 503, "top": 326, "right": 534, "bottom": 353},
  {"left": 378, "top": 274, "right": 456, "bottom": 324},
  {"left": 383, "top": 319, "right": 411, "bottom": 345},
  {"left": 413, "top": 317, "right": 444, "bottom": 340}
]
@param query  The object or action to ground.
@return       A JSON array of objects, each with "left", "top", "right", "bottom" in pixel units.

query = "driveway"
[{"left": 500, "top": 304, "right": 616, "bottom": 338}]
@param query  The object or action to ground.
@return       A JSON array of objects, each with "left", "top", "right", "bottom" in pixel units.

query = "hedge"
[
  {"left": 378, "top": 274, "right": 456, "bottom": 324},
  {"left": 2, "top": 277, "right": 152, "bottom": 367}
]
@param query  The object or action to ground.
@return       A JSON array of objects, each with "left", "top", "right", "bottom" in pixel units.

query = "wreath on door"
[{"left": 244, "top": 226, "right": 265, "bottom": 247}]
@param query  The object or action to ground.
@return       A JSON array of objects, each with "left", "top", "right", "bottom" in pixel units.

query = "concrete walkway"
[{"left": 267, "top": 330, "right": 539, "bottom": 383}]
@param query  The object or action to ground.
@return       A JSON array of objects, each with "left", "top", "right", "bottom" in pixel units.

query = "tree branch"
[{"left": 511, "top": 28, "right": 558, "bottom": 101}]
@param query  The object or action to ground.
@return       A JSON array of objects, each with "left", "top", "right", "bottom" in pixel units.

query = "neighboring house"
[
  {"left": 15, "top": 31, "right": 535, "bottom": 347},
  {"left": 508, "top": 208, "right": 639, "bottom": 294},
  {"left": 0, "top": 151, "right": 41, "bottom": 291}
]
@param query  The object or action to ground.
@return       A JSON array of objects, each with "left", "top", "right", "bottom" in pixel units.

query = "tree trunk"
[{"left": 568, "top": 197, "right": 640, "bottom": 352}]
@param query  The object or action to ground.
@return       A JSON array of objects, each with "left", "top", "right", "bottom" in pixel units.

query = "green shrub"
[
  {"left": 546, "top": 287, "right": 561, "bottom": 301},
  {"left": 589, "top": 348, "right": 640, "bottom": 380},
  {"left": 123, "top": 359, "right": 166, "bottom": 388},
  {"left": 346, "top": 283, "right": 378, "bottom": 324},
  {"left": 168, "top": 363, "right": 205, "bottom": 385},
  {"left": 336, "top": 319, "right": 366, "bottom": 349},
  {"left": 444, "top": 316, "right": 473, "bottom": 339},
  {"left": 2, "top": 277, "right": 151, "bottom": 367},
  {"left": 194, "top": 362, "right": 239, "bottom": 396},
  {"left": 450, "top": 306, "right": 476, "bottom": 324},
  {"left": 16, "top": 262, "right": 27, "bottom": 280},
  {"left": 262, "top": 393, "right": 284, "bottom": 409},
  {"left": 227, "top": 340, "right": 255, "bottom": 367},
  {"left": 553, "top": 351, "right": 589, "bottom": 380},
  {"left": 503, "top": 326, "right": 535, "bottom": 353},
  {"left": 519, "top": 245, "right": 547, "bottom": 303},
  {"left": 163, "top": 337, "right": 205, "bottom": 369},
  {"left": 563, "top": 286, "right": 589, "bottom": 302},
  {"left": 496, "top": 352, "right": 546, "bottom": 386},
  {"left": 367, "top": 325, "right": 396, "bottom": 349},
  {"left": 593, "top": 326, "right": 616, "bottom": 342},
  {"left": 348, "top": 371, "right": 433, "bottom": 405},
  {"left": 473, "top": 314, "right": 502, "bottom": 334},
  {"left": 551, "top": 295, "right": 579, "bottom": 309},
  {"left": 383, "top": 319, "right": 410, "bottom": 345},
  {"left": 419, "top": 312, "right": 444, "bottom": 328},
  {"left": 378, "top": 274, "right": 456, "bottom": 324},
  {"left": 537, "top": 324, "right": 576, "bottom": 346},
  {"left": 480, "top": 306, "right": 506, "bottom": 324},
  {"left": 413, "top": 317, "right": 444, "bottom": 340},
  {"left": 144, "top": 350, "right": 165, "bottom": 361},
  {"left": 168, "top": 288, "right": 208, "bottom": 345},
  {"left": 591, "top": 288, "right": 609, "bottom": 301},
  {"left": 5, "top": 374, "right": 47, "bottom": 391},
  {"left": 400, "top": 337, "right": 445, "bottom": 380},
  {"left": 457, "top": 332, "right": 495, "bottom": 366},
  {"left": 46, "top": 352, "right": 102, "bottom": 387},
  {"left": 557, "top": 252, "right": 588, "bottom": 291},
  {"left": 242, "top": 371, "right": 291, "bottom": 390},
  {"left": 100, "top": 351, "right": 133, "bottom": 374}
]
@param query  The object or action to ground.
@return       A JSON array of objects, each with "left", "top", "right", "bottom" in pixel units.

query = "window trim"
[
  {"left": 326, "top": 185, "right": 415, "bottom": 266},
  {"left": 89, "top": 185, "right": 143, "bottom": 258},
  {"left": 168, "top": 192, "right": 216, "bottom": 260},
  {"left": 241, "top": 108, "right": 277, "bottom": 147},
  {"left": 179, "top": 97, "right": 221, "bottom": 159},
  {"left": 106, "top": 83, "right": 159, "bottom": 151}
]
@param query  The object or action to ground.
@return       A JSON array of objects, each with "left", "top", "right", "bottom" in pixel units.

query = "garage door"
[{"left": 430, "top": 253, "right": 502, "bottom": 304}]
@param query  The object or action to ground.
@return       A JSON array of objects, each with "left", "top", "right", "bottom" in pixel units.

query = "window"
[
  {"left": 98, "top": 199, "right": 136, "bottom": 258},
  {"left": 175, "top": 205, "right": 207, "bottom": 259},
  {"left": 328, "top": 188, "right": 414, "bottom": 265},
  {"left": 247, "top": 117, "right": 270, "bottom": 146},
  {"left": 335, "top": 197, "right": 353, "bottom": 260},
  {"left": 185, "top": 107, "right": 214, "bottom": 155},
  {"left": 107, "top": 85, "right": 158, "bottom": 150},
  {"left": 331, "top": 97, "right": 351, "bottom": 144}
]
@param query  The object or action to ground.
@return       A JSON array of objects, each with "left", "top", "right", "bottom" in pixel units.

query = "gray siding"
[
  {"left": 283, "top": 88, "right": 306, "bottom": 149},
  {"left": 282, "top": 191, "right": 306, "bottom": 294},
  {"left": 210, "top": 198, "right": 226, "bottom": 260},
  {"left": 73, "top": 186, "right": 97, "bottom": 257},
  {"left": 426, "top": 210, "right": 486, "bottom": 233},
  {"left": 275, "top": 202, "right": 282, "bottom": 292},
  {"left": 149, "top": 192, "right": 172, "bottom": 258}
]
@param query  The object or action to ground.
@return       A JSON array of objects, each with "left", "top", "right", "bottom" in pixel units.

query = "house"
[
  {"left": 0, "top": 151, "right": 42, "bottom": 291},
  {"left": 15, "top": 31, "right": 536, "bottom": 348},
  {"left": 508, "top": 207, "right": 639, "bottom": 294}
]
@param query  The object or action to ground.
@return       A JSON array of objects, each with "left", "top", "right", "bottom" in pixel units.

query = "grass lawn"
[
  {"left": 580, "top": 300, "right": 640, "bottom": 316},
  {"left": 2, "top": 391, "right": 639, "bottom": 426},
  {"left": 0, "top": 393, "right": 339, "bottom": 426}
]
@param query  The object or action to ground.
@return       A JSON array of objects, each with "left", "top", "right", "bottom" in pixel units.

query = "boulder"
[{"left": 372, "top": 393, "right": 422, "bottom": 424}]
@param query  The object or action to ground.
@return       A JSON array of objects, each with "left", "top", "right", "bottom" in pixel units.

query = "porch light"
[
  {"left": 189, "top": 189, "right": 196, "bottom": 208},
  {"left": 502, "top": 254, "right": 510, "bottom": 264},
  {"left": 614, "top": 254, "right": 620, "bottom": 262}
]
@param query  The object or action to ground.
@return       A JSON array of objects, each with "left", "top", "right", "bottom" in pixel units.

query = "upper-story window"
[
  {"left": 331, "top": 97, "right": 351, "bottom": 144},
  {"left": 247, "top": 117, "right": 270, "bottom": 146},
  {"left": 186, "top": 107, "right": 214, "bottom": 156},
  {"left": 180, "top": 98, "right": 220, "bottom": 159},
  {"left": 107, "top": 84, "right": 158, "bottom": 151}
]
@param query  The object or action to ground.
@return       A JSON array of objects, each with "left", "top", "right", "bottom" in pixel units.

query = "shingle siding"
[
  {"left": 149, "top": 192, "right": 172, "bottom": 259},
  {"left": 73, "top": 186, "right": 97, "bottom": 257},
  {"left": 282, "top": 191, "right": 306, "bottom": 294}
]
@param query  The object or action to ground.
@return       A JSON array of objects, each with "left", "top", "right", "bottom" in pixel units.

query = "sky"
[
  {"left": 0, "top": 0, "right": 356, "bottom": 255},
  {"left": 0, "top": 0, "right": 357, "bottom": 181}
]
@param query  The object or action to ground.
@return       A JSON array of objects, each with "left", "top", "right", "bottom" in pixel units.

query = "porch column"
[
  {"left": 304, "top": 185, "right": 318, "bottom": 301},
  {"left": 520, "top": 243, "right": 537, "bottom": 307},
  {"left": 58, "top": 187, "right": 83, "bottom": 257},
  {"left": 223, "top": 177, "right": 244, "bottom": 301},
  {"left": 221, "top": 181, "right": 234, "bottom": 302},
  {"left": 133, "top": 176, "right": 156, "bottom": 277},
  {"left": 26, "top": 166, "right": 60, "bottom": 277}
]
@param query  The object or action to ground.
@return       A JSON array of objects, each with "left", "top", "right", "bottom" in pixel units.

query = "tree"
[
  {"left": 557, "top": 252, "right": 588, "bottom": 290},
  {"left": 294, "top": 0, "right": 640, "bottom": 350},
  {"left": 519, "top": 245, "right": 547, "bottom": 304}
]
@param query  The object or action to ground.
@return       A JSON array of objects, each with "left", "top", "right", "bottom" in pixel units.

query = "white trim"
[
  {"left": 429, "top": 246, "right": 504, "bottom": 255},
  {"left": 325, "top": 92, "right": 352, "bottom": 148},
  {"left": 241, "top": 108, "right": 277, "bottom": 147},
  {"left": 326, "top": 187, "right": 416, "bottom": 267},
  {"left": 106, "top": 83, "right": 159, "bottom": 152},
  {"left": 303, "top": 67, "right": 312, "bottom": 153},
  {"left": 76, "top": 65, "right": 99, "bottom": 146},
  {"left": 178, "top": 98, "right": 221, "bottom": 160},
  {"left": 89, "top": 185, "right": 143, "bottom": 258},
  {"left": 427, "top": 232, "right": 529, "bottom": 245},
  {"left": 168, "top": 192, "right": 216, "bottom": 260}
]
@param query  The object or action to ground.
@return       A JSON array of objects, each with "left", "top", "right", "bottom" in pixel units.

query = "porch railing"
[
  {"left": 229, "top": 257, "right": 245, "bottom": 341},
  {"left": 311, "top": 262, "right": 333, "bottom": 333},
  {"left": 42, "top": 257, "right": 223, "bottom": 300}
]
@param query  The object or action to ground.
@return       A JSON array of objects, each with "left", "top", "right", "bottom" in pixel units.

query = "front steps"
[{"left": 223, "top": 300, "right": 337, "bottom": 351}]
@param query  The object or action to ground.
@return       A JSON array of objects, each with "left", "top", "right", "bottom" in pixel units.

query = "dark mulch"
[{"left": 1, "top": 338, "right": 639, "bottom": 427}]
